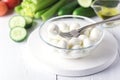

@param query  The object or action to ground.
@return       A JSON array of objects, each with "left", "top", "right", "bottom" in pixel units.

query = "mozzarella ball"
[
  {"left": 90, "top": 28, "right": 101, "bottom": 41},
  {"left": 47, "top": 23, "right": 60, "bottom": 37},
  {"left": 70, "top": 23, "right": 81, "bottom": 31},
  {"left": 72, "top": 45, "right": 82, "bottom": 49},
  {"left": 57, "top": 39, "right": 68, "bottom": 48},
  {"left": 53, "top": 35, "right": 63, "bottom": 40},
  {"left": 57, "top": 39, "right": 69, "bottom": 54},
  {"left": 49, "top": 35, "right": 63, "bottom": 45},
  {"left": 58, "top": 22, "right": 69, "bottom": 32},
  {"left": 83, "top": 38, "right": 91, "bottom": 47},
  {"left": 78, "top": 35, "right": 88, "bottom": 40},
  {"left": 84, "top": 28, "right": 92, "bottom": 37},
  {"left": 69, "top": 37, "right": 82, "bottom": 46},
  {"left": 50, "top": 39, "right": 59, "bottom": 45}
]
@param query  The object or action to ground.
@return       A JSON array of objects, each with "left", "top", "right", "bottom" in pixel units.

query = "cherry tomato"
[
  {"left": 2, "top": 0, "right": 21, "bottom": 9},
  {"left": 0, "top": 1, "right": 8, "bottom": 16}
]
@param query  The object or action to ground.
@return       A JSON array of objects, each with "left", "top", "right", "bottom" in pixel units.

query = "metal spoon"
[{"left": 59, "top": 14, "right": 120, "bottom": 38}]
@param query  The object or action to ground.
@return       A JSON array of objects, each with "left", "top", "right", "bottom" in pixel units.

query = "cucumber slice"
[
  {"left": 24, "top": 16, "right": 33, "bottom": 29},
  {"left": 10, "top": 27, "right": 27, "bottom": 42},
  {"left": 9, "top": 16, "right": 26, "bottom": 29},
  {"left": 77, "top": 0, "right": 92, "bottom": 7}
]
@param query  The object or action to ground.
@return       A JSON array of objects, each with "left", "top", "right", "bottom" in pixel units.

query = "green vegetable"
[
  {"left": 58, "top": 0, "right": 79, "bottom": 16},
  {"left": 41, "top": 0, "right": 68, "bottom": 21},
  {"left": 35, "top": 0, "right": 57, "bottom": 11},
  {"left": 21, "top": 1, "right": 36, "bottom": 12},
  {"left": 21, "top": 0, "right": 57, "bottom": 11},
  {"left": 9, "top": 15, "right": 34, "bottom": 42},
  {"left": 20, "top": 8, "right": 35, "bottom": 17},
  {"left": 10, "top": 27, "right": 27, "bottom": 42},
  {"left": 24, "top": 16, "right": 33, "bottom": 29},
  {"left": 9, "top": 16, "right": 26, "bottom": 29},
  {"left": 34, "top": 8, "right": 49, "bottom": 19},
  {"left": 9, "top": 15, "right": 33, "bottom": 29},
  {"left": 73, "top": 7, "right": 96, "bottom": 17},
  {"left": 30, "top": 0, "right": 43, "bottom": 4},
  {"left": 77, "top": 0, "right": 93, "bottom": 8},
  {"left": 15, "top": 0, "right": 57, "bottom": 18},
  {"left": 15, "top": 5, "right": 22, "bottom": 14},
  {"left": 23, "top": 0, "right": 43, "bottom": 4}
]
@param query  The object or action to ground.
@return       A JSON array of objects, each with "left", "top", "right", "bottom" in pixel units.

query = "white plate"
[{"left": 22, "top": 28, "right": 118, "bottom": 77}]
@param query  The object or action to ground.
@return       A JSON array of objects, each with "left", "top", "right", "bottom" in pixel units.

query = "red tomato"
[
  {"left": 2, "top": 0, "right": 20, "bottom": 9},
  {"left": 0, "top": 1, "right": 8, "bottom": 16}
]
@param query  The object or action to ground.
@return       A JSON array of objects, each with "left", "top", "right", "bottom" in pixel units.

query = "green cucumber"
[
  {"left": 58, "top": 0, "right": 79, "bottom": 16},
  {"left": 10, "top": 27, "right": 27, "bottom": 42},
  {"left": 77, "top": 0, "right": 93, "bottom": 7},
  {"left": 24, "top": 16, "right": 33, "bottom": 29},
  {"left": 73, "top": 7, "right": 96, "bottom": 17},
  {"left": 9, "top": 16, "right": 26, "bottom": 29}
]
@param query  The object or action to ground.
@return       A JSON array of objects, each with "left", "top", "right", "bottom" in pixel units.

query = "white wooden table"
[{"left": 0, "top": 13, "right": 120, "bottom": 80}]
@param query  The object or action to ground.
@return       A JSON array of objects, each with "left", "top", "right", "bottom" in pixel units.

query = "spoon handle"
[{"left": 78, "top": 14, "right": 120, "bottom": 32}]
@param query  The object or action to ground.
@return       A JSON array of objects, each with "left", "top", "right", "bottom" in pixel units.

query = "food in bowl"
[{"left": 39, "top": 15, "right": 104, "bottom": 59}]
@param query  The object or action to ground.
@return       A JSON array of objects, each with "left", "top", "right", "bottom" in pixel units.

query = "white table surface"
[{"left": 0, "top": 13, "right": 120, "bottom": 80}]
